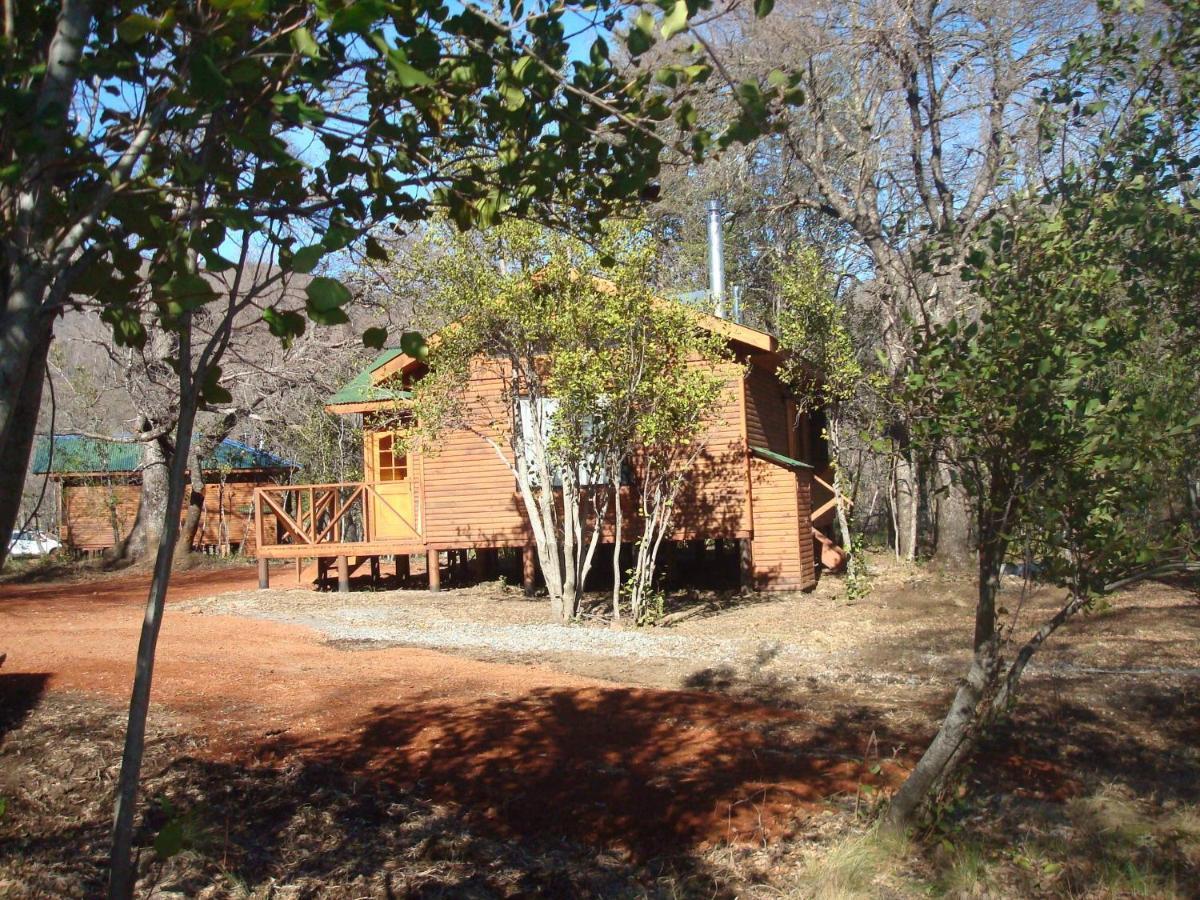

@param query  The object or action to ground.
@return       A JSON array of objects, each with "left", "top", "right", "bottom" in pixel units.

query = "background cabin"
[
  {"left": 33, "top": 435, "right": 295, "bottom": 554},
  {"left": 255, "top": 311, "right": 843, "bottom": 592}
]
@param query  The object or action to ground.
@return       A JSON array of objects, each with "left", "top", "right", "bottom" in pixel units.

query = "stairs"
[{"left": 812, "top": 527, "right": 848, "bottom": 573}]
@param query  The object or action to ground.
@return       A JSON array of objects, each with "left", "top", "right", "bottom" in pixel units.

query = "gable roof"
[
  {"left": 32, "top": 435, "right": 296, "bottom": 475},
  {"left": 328, "top": 285, "right": 781, "bottom": 416},
  {"left": 325, "top": 348, "right": 415, "bottom": 413}
]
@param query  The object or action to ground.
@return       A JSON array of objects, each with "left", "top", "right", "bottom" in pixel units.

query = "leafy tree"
[
  {"left": 652, "top": 0, "right": 1093, "bottom": 562},
  {"left": 399, "top": 219, "right": 727, "bottom": 623},
  {"left": 776, "top": 247, "right": 880, "bottom": 597},
  {"left": 0, "top": 0, "right": 686, "bottom": 572},
  {"left": 0, "top": 1, "right": 730, "bottom": 894},
  {"left": 886, "top": 0, "right": 1200, "bottom": 827}
]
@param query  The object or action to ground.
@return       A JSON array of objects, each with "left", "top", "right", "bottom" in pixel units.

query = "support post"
[
  {"left": 337, "top": 555, "right": 350, "bottom": 593},
  {"left": 428, "top": 551, "right": 441, "bottom": 591},
  {"left": 522, "top": 545, "right": 536, "bottom": 596},
  {"left": 295, "top": 558, "right": 302, "bottom": 585},
  {"left": 257, "top": 556, "right": 269, "bottom": 590},
  {"left": 481, "top": 547, "right": 499, "bottom": 578},
  {"left": 396, "top": 553, "right": 410, "bottom": 582},
  {"left": 739, "top": 538, "right": 755, "bottom": 591},
  {"left": 370, "top": 555, "right": 380, "bottom": 588}
]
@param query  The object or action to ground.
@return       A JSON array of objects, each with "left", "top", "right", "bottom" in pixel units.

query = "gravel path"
[{"left": 183, "top": 589, "right": 836, "bottom": 670}]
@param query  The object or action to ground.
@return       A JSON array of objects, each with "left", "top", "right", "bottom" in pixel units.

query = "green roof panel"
[
  {"left": 326, "top": 348, "right": 414, "bottom": 406},
  {"left": 750, "top": 446, "right": 814, "bottom": 471},
  {"left": 32, "top": 436, "right": 295, "bottom": 474}
]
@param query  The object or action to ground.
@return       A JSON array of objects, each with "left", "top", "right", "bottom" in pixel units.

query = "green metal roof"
[
  {"left": 750, "top": 446, "right": 814, "bottom": 471},
  {"left": 326, "top": 348, "right": 413, "bottom": 407},
  {"left": 32, "top": 435, "right": 295, "bottom": 474}
]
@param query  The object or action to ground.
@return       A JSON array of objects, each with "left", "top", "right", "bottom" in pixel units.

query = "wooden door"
[{"left": 367, "top": 432, "right": 419, "bottom": 540}]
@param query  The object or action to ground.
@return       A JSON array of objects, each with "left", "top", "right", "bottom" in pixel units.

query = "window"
[{"left": 376, "top": 433, "right": 408, "bottom": 481}]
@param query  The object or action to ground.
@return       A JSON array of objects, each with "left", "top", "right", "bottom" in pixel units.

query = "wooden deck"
[{"left": 252, "top": 481, "right": 537, "bottom": 593}]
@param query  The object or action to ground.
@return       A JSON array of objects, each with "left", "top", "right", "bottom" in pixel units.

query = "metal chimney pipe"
[{"left": 706, "top": 199, "right": 726, "bottom": 318}]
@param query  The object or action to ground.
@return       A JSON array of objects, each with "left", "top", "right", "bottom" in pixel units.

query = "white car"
[{"left": 8, "top": 530, "right": 62, "bottom": 558}]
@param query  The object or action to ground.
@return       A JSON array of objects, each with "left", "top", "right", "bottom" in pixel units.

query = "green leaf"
[
  {"left": 500, "top": 83, "right": 526, "bottom": 111},
  {"left": 399, "top": 331, "right": 428, "bottom": 357},
  {"left": 661, "top": 0, "right": 689, "bottom": 39},
  {"left": 192, "top": 54, "right": 231, "bottom": 104},
  {"left": 305, "top": 276, "right": 352, "bottom": 311},
  {"left": 626, "top": 12, "right": 656, "bottom": 56},
  {"left": 389, "top": 58, "right": 434, "bottom": 88},
  {"left": 362, "top": 326, "right": 388, "bottom": 349},
  {"left": 289, "top": 244, "right": 324, "bottom": 274},
  {"left": 754, "top": 0, "right": 775, "bottom": 17},
  {"left": 262, "top": 306, "right": 306, "bottom": 343},
  {"left": 117, "top": 14, "right": 159, "bottom": 44},
  {"left": 163, "top": 274, "right": 217, "bottom": 309},
  {"left": 365, "top": 235, "right": 388, "bottom": 261},
  {"left": 290, "top": 26, "right": 321, "bottom": 59},
  {"left": 154, "top": 820, "right": 184, "bottom": 860}
]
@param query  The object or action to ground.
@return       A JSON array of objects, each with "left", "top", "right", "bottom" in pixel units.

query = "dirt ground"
[{"left": 1, "top": 557, "right": 1198, "bottom": 897}]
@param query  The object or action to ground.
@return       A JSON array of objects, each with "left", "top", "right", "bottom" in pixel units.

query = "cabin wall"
[
  {"left": 59, "top": 473, "right": 281, "bottom": 552},
  {"left": 748, "top": 458, "right": 817, "bottom": 590},
  {"left": 420, "top": 361, "right": 531, "bottom": 549},
  {"left": 412, "top": 356, "right": 751, "bottom": 548},
  {"left": 743, "top": 363, "right": 817, "bottom": 590},
  {"left": 60, "top": 481, "right": 140, "bottom": 550},
  {"left": 666, "top": 358, "right": 750, "bottom": 540}
]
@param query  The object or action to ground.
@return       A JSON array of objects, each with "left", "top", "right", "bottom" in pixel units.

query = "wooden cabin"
[
  {"left": 253, "top": 308, "right": 843, "bottom": 592},
  {"left": 33, "top": 435, "right": 296, "bottom": 554}
]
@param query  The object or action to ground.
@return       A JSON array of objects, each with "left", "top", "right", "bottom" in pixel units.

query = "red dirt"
[{"left": 0, "top": 564, "right": 901, "bottom": 859}]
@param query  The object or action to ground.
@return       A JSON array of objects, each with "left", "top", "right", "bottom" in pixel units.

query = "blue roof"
[{"left": 32, "top": 435, "right": 296, "bottom": 474}]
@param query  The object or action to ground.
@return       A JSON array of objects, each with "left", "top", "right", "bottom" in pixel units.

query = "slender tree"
[{"left": 887, "top": 0, "right": 1200, "bottom": 825}]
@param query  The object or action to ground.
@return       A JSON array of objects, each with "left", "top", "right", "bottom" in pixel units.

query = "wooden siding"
[
  {"left": 743, "top": 363, "right": 817, "bottom": 590},
  {"left": 748, "top": 457, "right": 817, "bottom": 590},
  {"left": 59, "top": 475, "right": 280, "bottom": 552},
  {"left": 61, "top": 481, "right": 140, "bottom": 550},
  {"left": 401, "top": 356, "right": 751, "bottom": 548},
  {"left": 668, "top": 358, "right": 750, "bottom": 539},
  {"left": 744, "top": 363, "right": 792, "bottom": 454},
  {"left": 420, "top": 361, "right": 532, "bottom": 549}
]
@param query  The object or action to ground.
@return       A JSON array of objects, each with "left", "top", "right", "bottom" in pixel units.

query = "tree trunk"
[
  {"left": 0, "top": 317, "right": 52, "bottom": 570},
  {"left": 109, "top": 424, "right": 170, "bottom": 567},
  {"left": 611, "top": 478, "right": 623, "bottom": 624},
  {"left": 885, "top": 637, "right": 999, "bottom": 828},
  {"left": 933, "top": 457, "right": 974, "bottom": 566},
  {"left": 107, "top": 388, "right": 199, "bottom": 900},
  {"left": 894, "top": 451, "right": 919, "bottom": 561},
  {"left": 173, "top": 441, "right": 206, "bottom": 568},
  {"left": 886, "top": 509, "right": 1006, "bottom": 828}
]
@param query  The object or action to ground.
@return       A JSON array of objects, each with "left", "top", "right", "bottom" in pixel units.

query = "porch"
[{"left": 251, "top": 481, "right": 536, "bottom": 592}]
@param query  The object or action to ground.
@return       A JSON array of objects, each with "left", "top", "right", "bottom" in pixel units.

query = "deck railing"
[{"left": 253, "top": 481, "right": 421, "bottom": 551}]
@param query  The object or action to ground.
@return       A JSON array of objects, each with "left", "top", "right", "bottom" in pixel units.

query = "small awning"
[{"left": 750, "top": 446, "right": 813, "bottom": 471}]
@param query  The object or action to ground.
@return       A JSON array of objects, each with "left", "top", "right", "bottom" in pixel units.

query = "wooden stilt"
[
  {"left": 522, "top": 545, "right": 536, "bottom": 596},
  {"left": 337, "top": 555, "right": 350, "bottom": 593},
  {"left": 428, "top": 551, "right": 441, "bottom": 591},
  {"left": 396, "top": 554, "right": 410, "bottom": 582},
  {"left": 295, "top": 557, "right": 302, "bottom": 585},
  {"left": 370, "top": 555, "right": 380, "bottom": 588},
  {"left": 739, "top": 538, "right": 755, "bottom": 591},
  {"left": 317, "top": 557, "right": 328, "bottom": 590},
  {"left": 481, "top": 547, "right": 499, "bottom": 578},
  {"left": 257, "top": 556, "right": 269, "bottom": 590}
]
